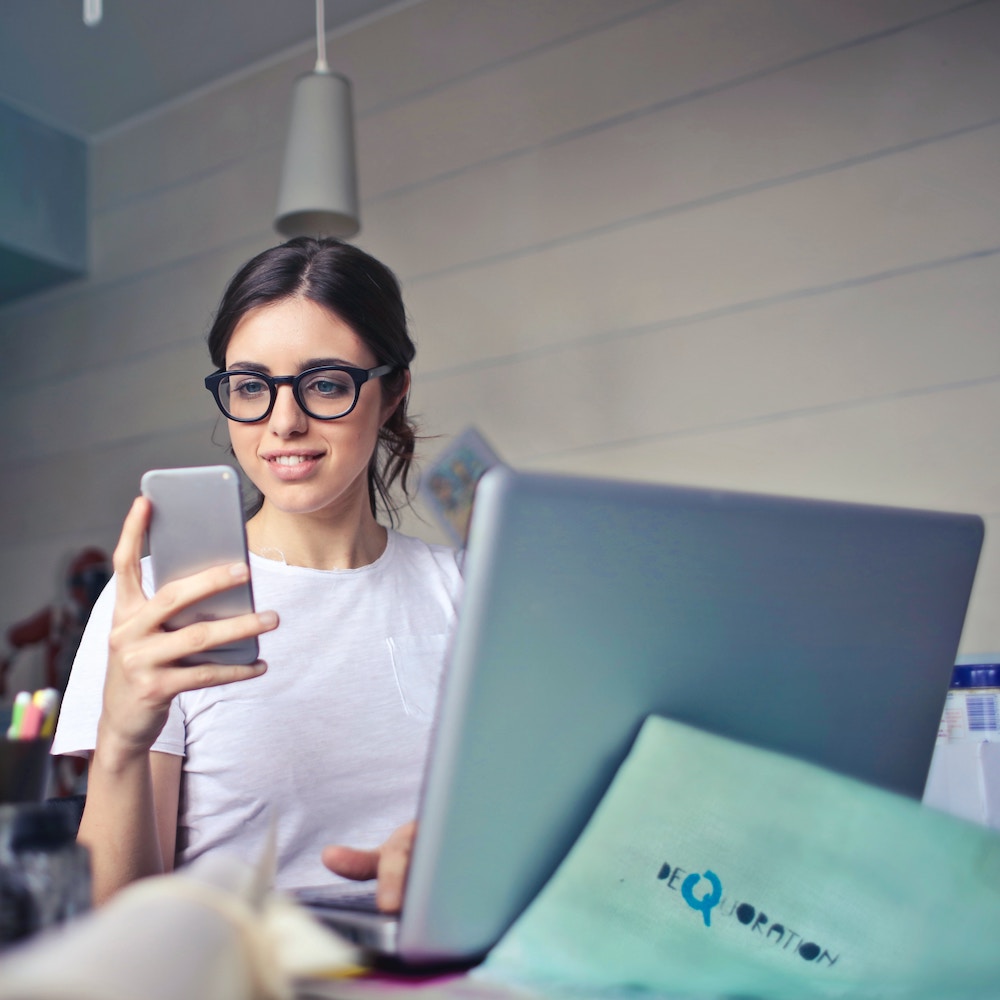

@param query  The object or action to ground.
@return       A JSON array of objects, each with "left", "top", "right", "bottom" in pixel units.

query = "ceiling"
[{"left": 0, "top": 0, "right": 403, "bottom": 138}]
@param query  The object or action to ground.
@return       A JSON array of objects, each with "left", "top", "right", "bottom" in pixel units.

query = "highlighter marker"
[
  {"left": 36, "top": 688, "right": 61, "bottom": 738},
  {"left": 17, "top": 701, "right": 45, "bottom": 741},
  {"left": 7, "top": 690, "right": 30, "bottom": 740}
]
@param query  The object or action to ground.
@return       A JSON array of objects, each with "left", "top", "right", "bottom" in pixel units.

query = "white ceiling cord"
[
  {"left": 83, "top": 0, "right": 102, "bottom": 27},
  {"left": 314, "top": 0, "right": 329, "bottom": 73}
]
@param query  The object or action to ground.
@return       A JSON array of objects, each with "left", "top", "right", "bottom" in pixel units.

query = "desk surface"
[{"left": 296, "top": 971, "right": 540, "bottom": 1000}]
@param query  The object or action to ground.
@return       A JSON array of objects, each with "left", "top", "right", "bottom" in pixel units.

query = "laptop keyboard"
[{"left": 294, "top": 885, "right": 380, "bottom": 913}]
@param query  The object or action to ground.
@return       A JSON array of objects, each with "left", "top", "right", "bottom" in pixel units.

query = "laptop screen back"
[{"left": 396, "top": 468, "right": 982, "bottom": 964}]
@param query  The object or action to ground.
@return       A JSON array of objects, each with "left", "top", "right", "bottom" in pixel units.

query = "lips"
[{"left": 262, "top": 451, "right": 323, "bottom": 479}]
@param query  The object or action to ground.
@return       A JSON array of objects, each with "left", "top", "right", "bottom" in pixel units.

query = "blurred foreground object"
[
  {"left": 0, "top": 802, "right": 90, "bottom": 947},
  {"left": 0, "top": 850, "right": 360, "bottom": 1000}
]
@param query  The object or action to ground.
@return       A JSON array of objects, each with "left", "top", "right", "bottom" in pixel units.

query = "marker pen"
[
  {"left": 6, "top": 691, "right": 31, "bottom": 740},
  {"left": 17, "top": 700, "right": 45, "bottom": 741},
  {"left": 37, "top": 688, "right": 61, "bottom": 738}
]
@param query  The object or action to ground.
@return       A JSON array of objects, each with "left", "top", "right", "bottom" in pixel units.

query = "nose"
[{"left": 267, "top": 383, "right": 308, "bottom": 437}]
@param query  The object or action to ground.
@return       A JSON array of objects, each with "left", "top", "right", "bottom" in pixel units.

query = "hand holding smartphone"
[{"left": 140, "top": 465, "right": 259, "bottom": 665}]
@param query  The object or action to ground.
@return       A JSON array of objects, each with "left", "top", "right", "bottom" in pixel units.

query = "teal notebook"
[{"left": 480, "top": 716, "right": 1000, "bottom": 999}]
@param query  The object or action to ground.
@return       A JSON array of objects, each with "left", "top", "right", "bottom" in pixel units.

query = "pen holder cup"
[{"left": 0, "top": 739, "right": 52, "bottom": 804}]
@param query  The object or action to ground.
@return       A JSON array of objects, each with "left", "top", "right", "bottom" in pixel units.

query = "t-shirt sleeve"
[
  {"left": 51, "top": 568, "right": 186, "bottom": 758},
  {"left": 51, "top": 574, "right": 117, "bottom": 757}
]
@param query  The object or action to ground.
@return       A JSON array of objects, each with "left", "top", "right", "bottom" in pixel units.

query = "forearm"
[{"left": 77, "top": 728, "right": 173, "bottom": 905}]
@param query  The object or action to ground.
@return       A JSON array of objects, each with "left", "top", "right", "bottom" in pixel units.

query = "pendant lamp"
[{"left": 275, "top": 0, "right": 360, "bottom": 239}]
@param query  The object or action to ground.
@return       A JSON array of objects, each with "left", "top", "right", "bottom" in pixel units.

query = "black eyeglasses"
[{"left": 204, "top": 364, "right": 395, "bottom": 423}]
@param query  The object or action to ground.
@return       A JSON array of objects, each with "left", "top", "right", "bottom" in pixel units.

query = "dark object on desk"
[
  {"left": 307, "top": 467, "right": 983, "bottom": 968},
  {"left": 0, "top": 802, "right": 91, "bottom": 946},
  {"left": 0, "top": 739, "right": 52, "bottom": 805},
  {"left": 43, "top": 794, "right": 86, "bottom": 836}
]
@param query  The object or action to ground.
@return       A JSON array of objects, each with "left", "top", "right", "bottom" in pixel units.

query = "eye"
[
  {"left": 231, "top": 376, "right": 269, "bottom": 398},
  {"left": 303, "top": 371, "right": 353, "bottom": 397}
]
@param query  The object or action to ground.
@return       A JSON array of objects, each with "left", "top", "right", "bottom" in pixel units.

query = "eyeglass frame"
[{"left": 204, "top": 363, "right": 396, "bottom": 423}]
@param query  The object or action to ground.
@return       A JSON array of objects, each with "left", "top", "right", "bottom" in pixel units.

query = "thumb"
[{"left": 321, "top": 844, "right": 379, "bottom": 881}]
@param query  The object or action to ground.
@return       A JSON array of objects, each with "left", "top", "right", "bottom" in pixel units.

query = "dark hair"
[{"left": 207, "top": 237, "right": 417, "bottom": 522}]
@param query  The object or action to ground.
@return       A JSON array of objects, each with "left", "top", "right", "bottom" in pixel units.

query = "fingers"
[
  {"left": 153, "top": 658, "right": 270, "bottom": 701},
  {"left": 112, "top": 497, "right": 152, "bottom": 615},
  {"left": 320, "top": 821, "right": 417, "bottom": 914},
  {"left": 125, "top": 560, "right": 256, "bottom": 639},
  {"left": 112, "top": 557, "right": 277, "bottom": 657},
  {"left": 152, "top": 609, "right": 278, "bottom": 697},
  {"left": 156, "top": 608, "right": 276, "bottom": 664},
  {"left": 112, "top": 602, "right": 278, "bottom": 696},
  {"left": 374, "top": 822, "right": 416, "bottom": 914}
]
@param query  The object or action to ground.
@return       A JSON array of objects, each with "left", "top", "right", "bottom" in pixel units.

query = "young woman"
[{"left": 53, "top": 238, "right": 463, "bottom": 909}]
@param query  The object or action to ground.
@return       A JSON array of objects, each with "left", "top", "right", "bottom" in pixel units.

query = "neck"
[{"left": 246, "top": 501, "right": 388, "bottom": 571}]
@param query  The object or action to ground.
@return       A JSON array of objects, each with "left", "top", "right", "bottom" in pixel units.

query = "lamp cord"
[{"left": 314, "top": 0, "right": 329, "bottom": 73}]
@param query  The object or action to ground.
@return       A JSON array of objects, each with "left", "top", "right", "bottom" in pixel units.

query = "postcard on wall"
[{"left": 419, "top": 427, "right": 503, "bottom": 547}]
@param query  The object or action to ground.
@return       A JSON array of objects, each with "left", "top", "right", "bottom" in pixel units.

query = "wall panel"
[
  {"left": 401, "top": 124, "right": 1000, "bottom": 377},
  {"left": 413, "top": 251, "right": 1000, "bottom": 456},
  {"left": 364, "top": 0, "right": 1000, "bottom": 281},
  {"left": 360, "top": 0, "right": 964, "bottom": 199}
]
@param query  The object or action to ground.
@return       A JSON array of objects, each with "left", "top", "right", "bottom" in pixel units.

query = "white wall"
[{"left": 2, "top": 0, "right": 999, "bottom": 654}]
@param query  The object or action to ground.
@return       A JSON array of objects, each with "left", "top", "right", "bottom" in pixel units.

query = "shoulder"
[
  {"left": 388, "top": 530, "right": 462, "bottom": 577},
  {"left": 385, "top": 531, "right": 464, "bottom": 606}
]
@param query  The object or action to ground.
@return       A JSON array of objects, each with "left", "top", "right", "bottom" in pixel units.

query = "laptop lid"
[{"left": 314, "top": 467, "right": 983, "bottom": 966}]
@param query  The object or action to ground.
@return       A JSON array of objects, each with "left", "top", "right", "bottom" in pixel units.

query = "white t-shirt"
[{"left": 53, "top": 530, "right": 463, "bottom": 893}]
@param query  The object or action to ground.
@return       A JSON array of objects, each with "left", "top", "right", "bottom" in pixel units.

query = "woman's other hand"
[{"left": 321, "top": 820, "right": 417, "bottom": 913}]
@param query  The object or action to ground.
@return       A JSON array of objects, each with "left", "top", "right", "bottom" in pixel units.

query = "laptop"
[{"left": 303, "top": 467, "right": 983, "bottom": 966}]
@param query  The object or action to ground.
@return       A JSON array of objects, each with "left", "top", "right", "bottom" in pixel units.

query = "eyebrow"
[{"left": 225, "top": 357, "right": 361, "bottom": 373}]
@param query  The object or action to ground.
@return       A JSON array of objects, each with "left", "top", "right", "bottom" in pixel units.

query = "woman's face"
[{"left": 223, "top": 295, "right": 401, "bottom": 521}]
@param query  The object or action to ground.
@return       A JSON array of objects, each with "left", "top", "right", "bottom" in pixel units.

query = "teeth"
[{"left": 272, "top": 455, "right": 310, "bottom": 465}]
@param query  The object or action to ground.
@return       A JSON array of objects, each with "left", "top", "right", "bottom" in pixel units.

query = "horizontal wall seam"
[
  {"left": 0, "top": 418, "right": 220, "bottom": 473},
  {"left": 6, "top": 242, "right": 999, "bottom": 401},
  {"left": 358, "top": 0, "right": 676, "bottom": 119},
  {"left": 419, "top": 245, "right": 1000, "bottom": 382},
  {"left": 528, "top": 369, "right": 1000, "bottom": 464},
  {"left": 402, "top": 115, "right": 1000, "bottom": 288},
  {"left": 365, "top": 0, "right": 992, "bottom": 209}
]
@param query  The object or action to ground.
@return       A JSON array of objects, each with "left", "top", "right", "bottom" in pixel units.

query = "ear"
[{"left": 381, "top": 369, "right": 411, "bottom": 426}]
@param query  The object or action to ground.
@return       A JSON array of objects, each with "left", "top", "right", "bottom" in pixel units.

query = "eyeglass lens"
[{"left": 220, "top": 369, "right": 360, "bottom": 421}]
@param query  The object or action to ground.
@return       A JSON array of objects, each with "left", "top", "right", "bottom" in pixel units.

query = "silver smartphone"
[{"left": 140, "top": 465, "right": 258, "bottom": 666}]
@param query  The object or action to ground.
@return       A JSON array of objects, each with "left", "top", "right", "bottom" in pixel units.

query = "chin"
[{"left": 257, "top": 477, "right": 370, "bottom": 518}]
